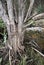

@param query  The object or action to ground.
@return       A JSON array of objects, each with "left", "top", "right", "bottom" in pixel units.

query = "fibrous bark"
[{"left": 0, "top": 0, "right": 44, "bottom": 65}]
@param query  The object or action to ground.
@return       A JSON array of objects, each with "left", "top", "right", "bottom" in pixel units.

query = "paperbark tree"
[{"left": 0, "top": 0, "right": 44, "bottom": 65}]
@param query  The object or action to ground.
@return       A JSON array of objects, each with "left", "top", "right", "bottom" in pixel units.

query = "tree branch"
[
  {"left": 26, "top": 27, "right": 44, "bottom": 32},
  {"left": 25, "top": 13, "right": 44, "bottom": 23},
  {"left": 18, "top": 0, "right": 24, "bottom": 33},
  {"left": 23, "top": 21, "right": 34, "bottom": 28},
  {"left": 0, "top": 1, "right": 14, "bottom": 45},
  {"left": 18, "top": 0, "right": 25, "bottom": 22},
  {"left": 0, "top": 1, "right": 10, "bottom": 26},
  {"left": 9, "top": 50, "right": 12, "bottom": 65},
  {"left": 32, "top": 47, "right": 44, "bottom": 57},
  {"left": 0, "top": 1, "right": 11, "bottom": 39},
  {"left": 6, "top": 0, "right": 15, "bottom": 24},
  {"left": 32, "top": 13, "right": 44, "bottom": 21},
  {"left": 6, "top": 0, "right": 16, "bottom": 36},
  {"left": 13, "top": 0, "right": 18, "bottom": 23},
  {"left": 24, "top": 0, "right": 34, "bottom": 23},
  {"left": 24, "top": 19, "right": 44, "bottom": 28},
  {"left": 25, "top": 13, "right": 38, "bottom": 22}
]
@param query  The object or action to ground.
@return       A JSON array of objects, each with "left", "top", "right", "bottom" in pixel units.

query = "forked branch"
[{"left": 25, "top": 13, "right": 44, "bottom": 22}]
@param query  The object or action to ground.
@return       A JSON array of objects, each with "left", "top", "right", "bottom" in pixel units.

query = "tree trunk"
[{"left": 7, "top": 23, "right": 24, "bottom": 57}]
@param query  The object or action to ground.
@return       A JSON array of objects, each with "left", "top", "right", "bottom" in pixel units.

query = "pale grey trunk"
[{"left": 7, "top": 22, "right": 24, "bottom": 54}]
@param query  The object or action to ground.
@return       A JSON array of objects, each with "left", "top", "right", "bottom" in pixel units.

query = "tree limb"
[
  {"left": 32, "top": 13, "right": 44, "bottom": 21},
  {"left": 0, "top": 0, "right": 12, "bottom": 45},
  {"left": 0, "top": 1, "right": 11, "bottom": 39},
  {"left": 13, "top": 0, "right": 18, "bottom": 23},
  {"left": 25, "top": 13, "right": 38, "bottom": 22},
  {"left": 6, "top": 0, "right": 15, "bottom": 24},
  {"left": 24, "top": 0, "right": 34, "bottom": 23},
  {"left": 18, "top": 0, "right": 25, "bottom": 22},
  {"left": 9, "top": 50, "right": 12, "bottom": 65},
  {"left": 26, "top": 27, "right": 44, "bottom": 32},
  {"left": 25, "top": 13, "right": 44, "bottom": 23},
  {"left": 0, "top": 1, "right": 10, "bottom": 26},
  {"left": 24, "top": 19, "right": 44, "bottom": 28},
  {"left": 32, "top": 47, "right": 44, "bottom": 57},
  {"left": 6, "top": 0, "right": 16, "bottom": 37},
  {"left": 23, "top": 21, "right": 34, "bottom": 28}
]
